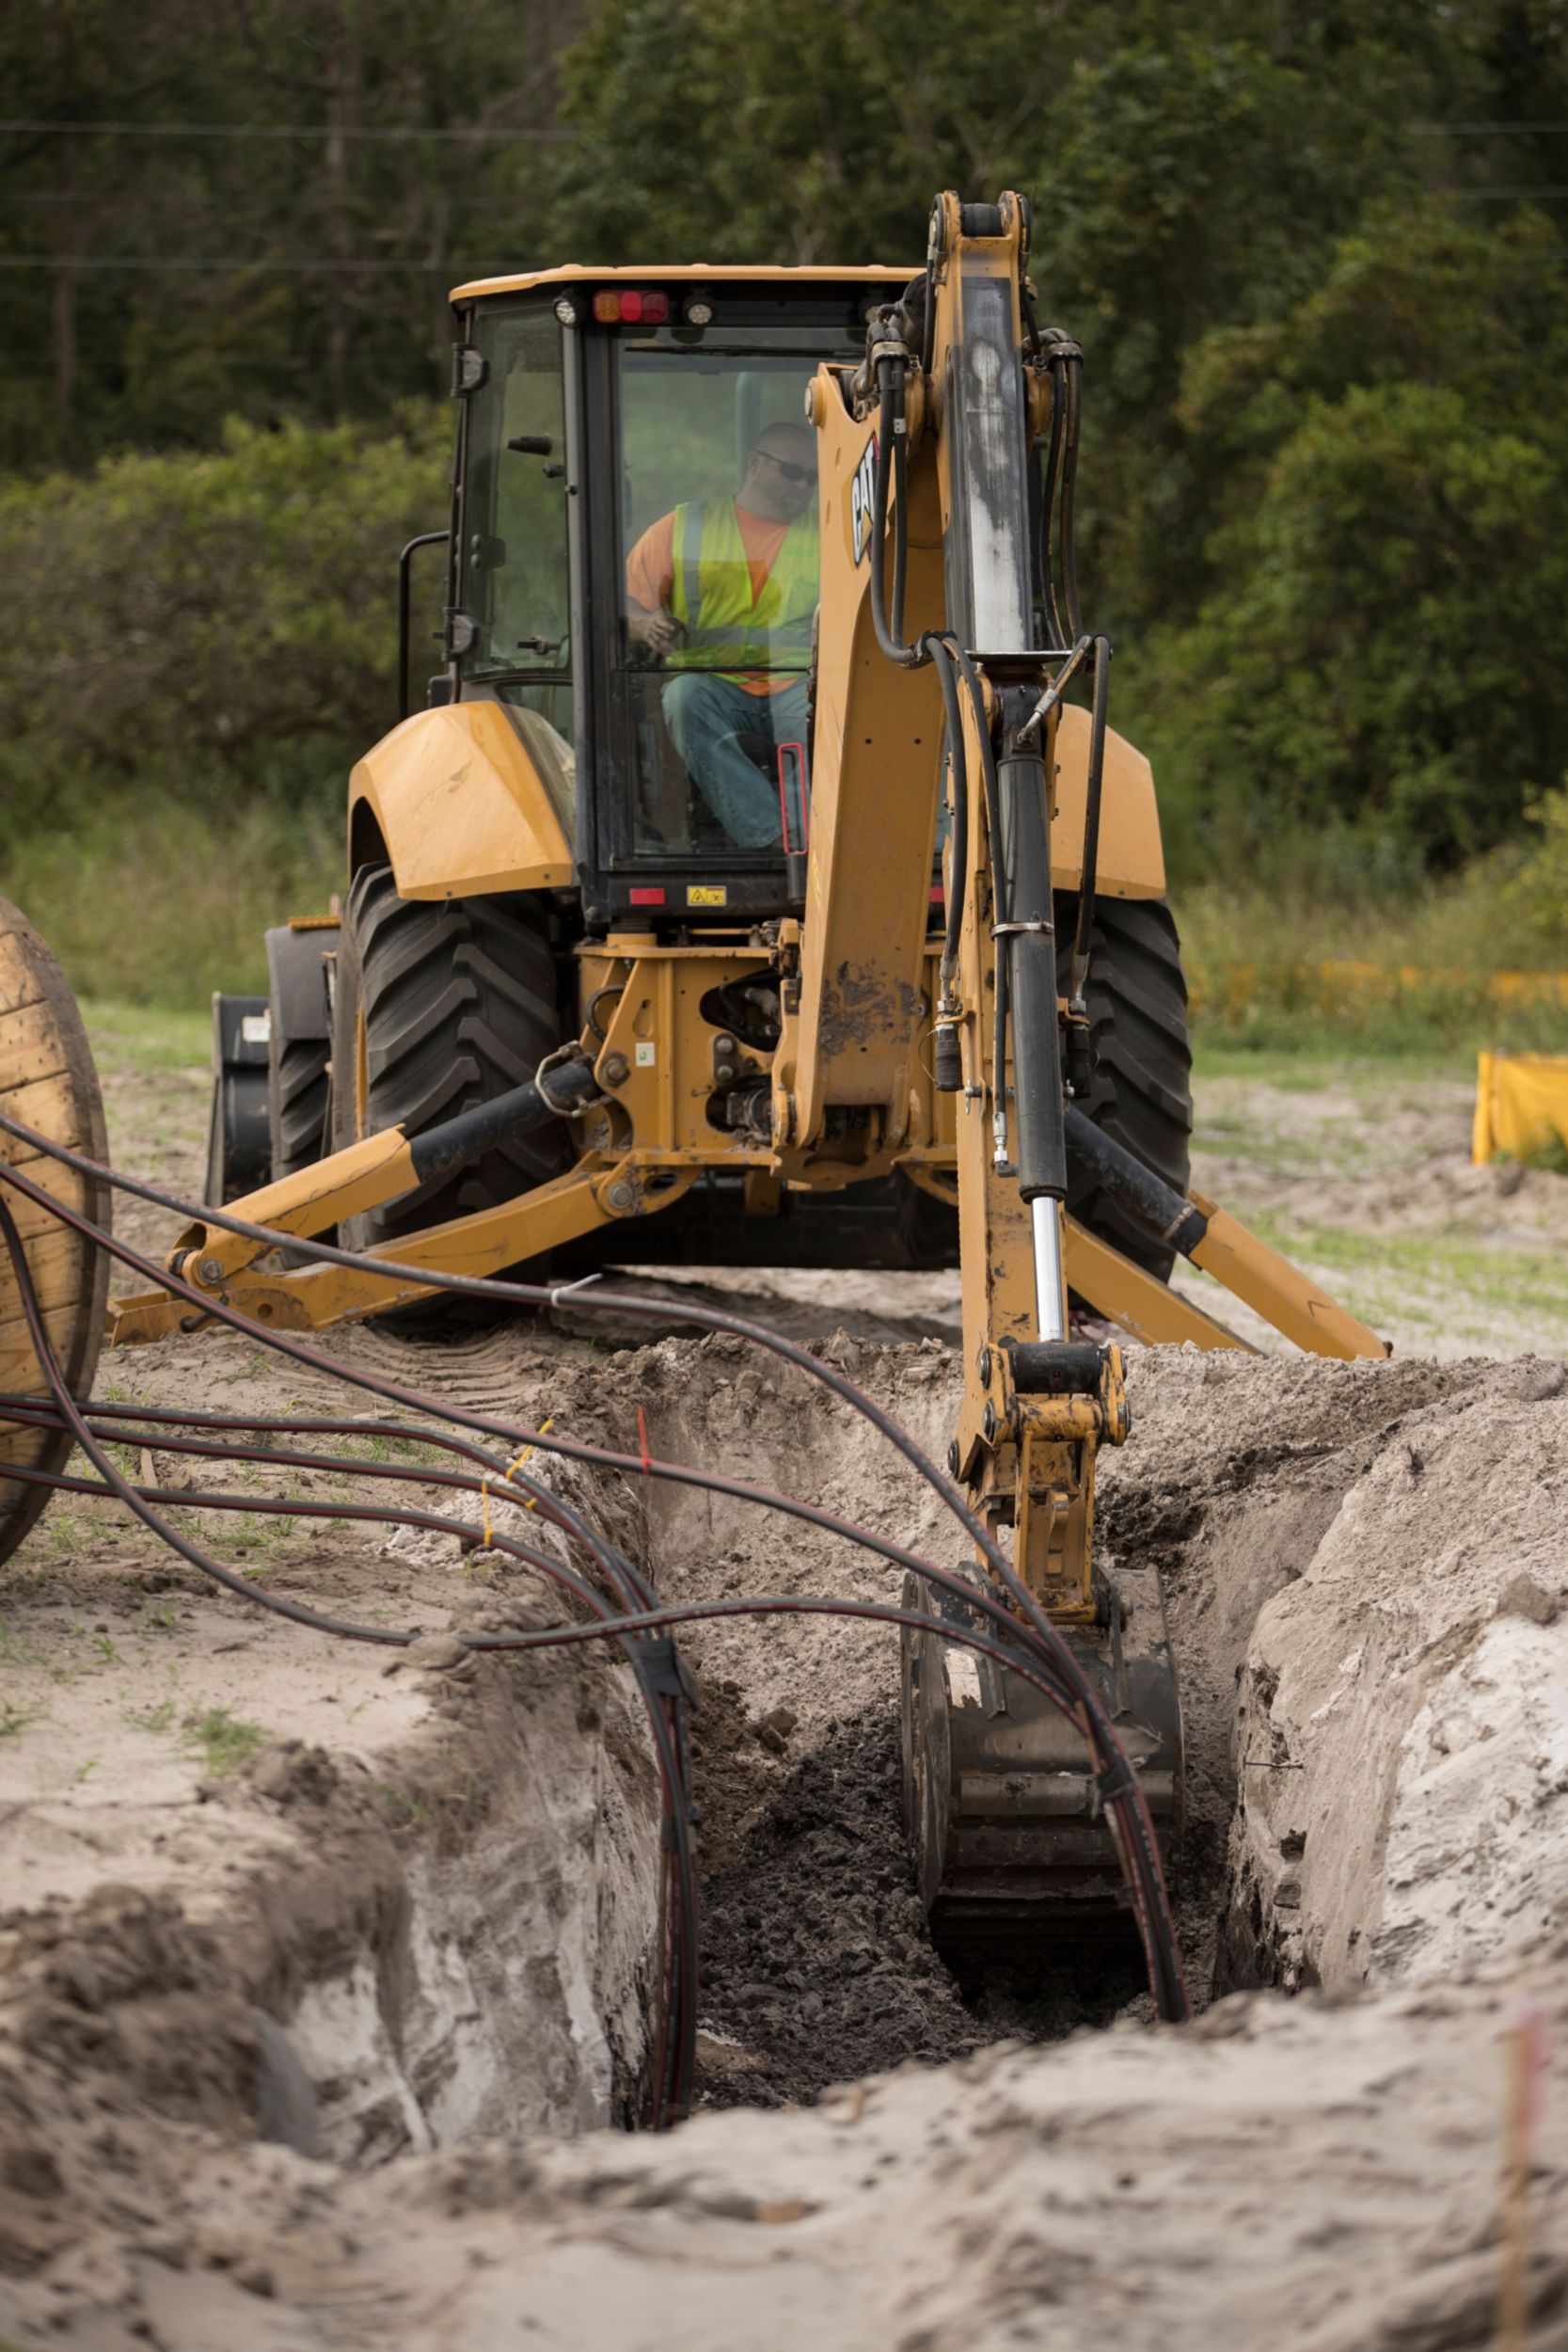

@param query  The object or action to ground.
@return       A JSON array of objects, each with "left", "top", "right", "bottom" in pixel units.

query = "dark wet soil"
[{"left": 692, "top": 1703, "right": 1152, "bottom": 2109}]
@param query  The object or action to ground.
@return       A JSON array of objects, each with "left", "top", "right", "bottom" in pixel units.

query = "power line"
[{"left": 0, "top": 118, "right": 572, "bottom": 142}]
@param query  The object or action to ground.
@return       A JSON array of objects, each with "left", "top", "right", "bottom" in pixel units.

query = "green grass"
[
  {"left": 3, "top": 795, "right": 339, "bottom": 1009},
  {"left": 182, "top": 1705, "right": 267, "bottom": 1775},
  {"left": 79, "top": 999, "right": 210, "bottom": 1072},
  {"left": 1235, "top": 1209, "right": 1568, "bottom": 1348},
  {"left": 1180, "top": 850, "right": 1568, "bottom": 1058}
]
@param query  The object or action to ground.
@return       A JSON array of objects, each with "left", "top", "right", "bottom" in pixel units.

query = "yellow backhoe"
[{"left": 2, "top": 192, "right": 1386, "bottom": 1955}]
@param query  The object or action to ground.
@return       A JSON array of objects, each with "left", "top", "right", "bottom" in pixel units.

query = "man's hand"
[{"left": 628, "top": 602, "right": 686, "bottom": 656}]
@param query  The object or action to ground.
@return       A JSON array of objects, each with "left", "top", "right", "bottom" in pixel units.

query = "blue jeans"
[{"left": 661, "top": 672, "right": 810, "bottom": 850}]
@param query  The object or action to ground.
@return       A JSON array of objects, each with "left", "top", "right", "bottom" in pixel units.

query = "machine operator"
[{"left": 625, "top": 421, "right": 818, "bottom": 849}]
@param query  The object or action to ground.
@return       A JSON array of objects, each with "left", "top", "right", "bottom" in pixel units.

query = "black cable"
[
  {"left": 949, "top": 645, "right": 1010, "bottom": 1167},
  {"left": 0, "top": 1189, "right": 705, "bottom": 2124},
  {"left": 7, "top": 1438, "right": 1185, "bottom": 2015},
  {"left": 0, "top": 1080, "right": 1189, "bottom": 2015},
  {"left": 1037, "top": 385, "right": 1066, "bottom": 649},
  {"left": 891, "top": 406, "right": 911, "bottom": 650}
]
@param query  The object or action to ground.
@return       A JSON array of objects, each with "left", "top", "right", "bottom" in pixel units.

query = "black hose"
[
  {"left": 950, "top": 647, "right": 1009, "bottom": 1162},
  {"left": 868, "top": 354, "right": 924, "bottom": 670},
  {"left": 1037, "top": 367, "right": 1066, "bottom": 647},
  {"left": 0, "top": 1069, "right": 1191, "bottom": 2019},
  {"left": 927, "top": 635, "right": 969, "bottom": 1007},
  {"left": 0, "top": 1183, "right": 705, "bottom": 2128},
  {"left": 1059, "top": 348, "right": 1084, "bottom": 640}
]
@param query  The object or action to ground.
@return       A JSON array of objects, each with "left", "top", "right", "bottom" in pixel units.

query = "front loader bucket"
[{"left": 899, "top": 1565, "right": 1182, "bottom": 1959}]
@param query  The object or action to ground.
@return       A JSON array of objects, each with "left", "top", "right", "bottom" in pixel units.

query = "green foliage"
[
  {"left": 3, "top": 796, "right": 341, "bottom": 1008},
  {"left": 1120, "top": 207, "right": 1568, "bottom": 871},
  {"left": 0, "top": 406, "right": 446, "bottom": 833},
  {"left": 1175, "top": 834, "right": 1568, "bottom": 1057},
  {"left": 1507, "top": 784, "right": 1568, "bottom": 950},
  {"left": 0, "top": 0, "right": 574, "bottom": 469}
]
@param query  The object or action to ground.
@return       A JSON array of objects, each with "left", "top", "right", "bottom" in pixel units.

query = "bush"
[
  {"left": 0, "top": 406, "right": 448, "bottom": 832},
  {"left": 1122, "top": 208, "right": 1568, "bottom": 873}
]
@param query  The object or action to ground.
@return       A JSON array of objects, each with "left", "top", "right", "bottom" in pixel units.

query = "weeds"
[
  {"left": 124, "top": 1698, "right": 178, "bottom": 1735},
  {"left": 8, "top": 798, "right": 339, "bottom": 1009},
  {"left": 182, "top": 1707, "right": 267, "bottom": 1775}
]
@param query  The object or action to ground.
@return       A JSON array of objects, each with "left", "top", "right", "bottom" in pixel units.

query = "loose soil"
[{"left": 5, "top": 1024, "right": 1568, "bottom": 2346}]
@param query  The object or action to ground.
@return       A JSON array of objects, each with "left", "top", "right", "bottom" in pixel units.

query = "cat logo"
[{"left": 849, "top": 430, "right": 879, "bottom": 565}]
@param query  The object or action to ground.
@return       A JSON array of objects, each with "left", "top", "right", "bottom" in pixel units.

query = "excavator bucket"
[{"left": 901, "top": 1564, "right": 1182, "bottom": 1959}]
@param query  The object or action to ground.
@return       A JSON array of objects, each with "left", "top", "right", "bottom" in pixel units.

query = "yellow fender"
[
  {"left": 1051, "top": 705, "right": 1165, "bottom": 899},
  {"left": 348, "top": 700, "right": 575, "bottom": 898}
]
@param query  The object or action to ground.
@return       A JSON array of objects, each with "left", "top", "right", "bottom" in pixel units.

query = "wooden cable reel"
[{"left": 0, "top": 897, "right": 110, "bottom": 1567}]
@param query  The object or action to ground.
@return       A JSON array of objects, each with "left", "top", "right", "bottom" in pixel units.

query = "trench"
[
  {"left": 233, "top": 1326, "right": 1316, "bottom": 2156},
  {"left": 14, "top": 1329, "right": 1557, "bottom": 2224},
  {"left": 277, "top": 1329, "right": 1565, "bottom": 2143}
]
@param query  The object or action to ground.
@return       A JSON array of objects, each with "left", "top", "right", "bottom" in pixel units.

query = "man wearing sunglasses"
[{"left": 626, "top": 421, "right": 818, "bottom": 848}]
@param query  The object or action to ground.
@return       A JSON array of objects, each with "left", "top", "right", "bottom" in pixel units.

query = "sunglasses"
[{"left": 753, "top": 449, "right": 816, "bottom": 485}]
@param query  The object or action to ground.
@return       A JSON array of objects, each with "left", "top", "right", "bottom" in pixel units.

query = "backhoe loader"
[{"left": 11, "top": 194, "right": 1387, "bottom": 1947}]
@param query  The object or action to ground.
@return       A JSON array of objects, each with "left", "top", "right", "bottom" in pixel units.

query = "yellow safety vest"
[{"left": 667, "top": 499, "right": 818, "bottom": 680}]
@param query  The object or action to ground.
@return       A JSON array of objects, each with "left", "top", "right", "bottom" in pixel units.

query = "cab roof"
[{"left": 449, "top": 261, "right": 918, "bottom": 301}]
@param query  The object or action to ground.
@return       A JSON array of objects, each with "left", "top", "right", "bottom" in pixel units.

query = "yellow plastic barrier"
[{"left": 1473, "top": 1052, "right": 1568, "bottom": 1166}]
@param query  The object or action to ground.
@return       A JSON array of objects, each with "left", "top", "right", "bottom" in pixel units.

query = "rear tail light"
[{"left": 592, "top": 290, "right": 670, "bottom": 325}]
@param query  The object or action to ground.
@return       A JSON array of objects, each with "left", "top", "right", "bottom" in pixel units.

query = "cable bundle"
[{"left": 0, "top": 1107, "right": 1191, "bottom": 2127}]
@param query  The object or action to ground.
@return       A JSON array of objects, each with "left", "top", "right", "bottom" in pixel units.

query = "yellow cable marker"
[{"left": 505, "top": 1418, "right": 555, "bottom": 1511}]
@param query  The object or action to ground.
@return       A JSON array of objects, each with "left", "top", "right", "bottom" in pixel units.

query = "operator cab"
[{"left": 443, "top": 266, "right": 911, "bottom": 927}]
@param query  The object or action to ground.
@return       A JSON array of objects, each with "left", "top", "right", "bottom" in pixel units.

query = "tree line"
[{"left": 1, "top": 0, "right": 1565, "bottom": 879}]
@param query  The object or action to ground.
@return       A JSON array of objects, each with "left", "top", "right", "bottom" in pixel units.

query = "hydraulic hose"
[
  {"left": 1057, "top": 342, "right": 1084, "bottom": 640},
  {"left": 950, "top": 646, "right": 1009, "bottom": 1165},
  {"left": 930, "top": 635, "right": 968, "bottom": 1030},
  {"left": 1037, "top": 362, "right": 1067, "bottom": 647},
  {"left": 868, "top": 350, "right": 924, "bottom": 670}
]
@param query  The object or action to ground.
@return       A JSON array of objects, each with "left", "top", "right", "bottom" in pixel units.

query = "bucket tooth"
[{"left": 899, "top": 1565, "right": 1183, "bottom": 1956}]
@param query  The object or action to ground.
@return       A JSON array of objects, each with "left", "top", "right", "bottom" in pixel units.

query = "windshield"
[{"left": 615, "top": 331, "right": 840, "bottom": 861}]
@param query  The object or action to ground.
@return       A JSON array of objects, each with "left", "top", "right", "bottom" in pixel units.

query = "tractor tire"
[
  {"left": 269, "top": 1032, "right": 328, "bottom": 1184},
  {"left": 265, "top": 923, "right": 338, "bottom": 1184},
  {"left": 1054, "top": 892, "right": 1193, "bottom": 1282},
  {"left": 329, "top": 864, "right": 566, "bottom": 1259}
]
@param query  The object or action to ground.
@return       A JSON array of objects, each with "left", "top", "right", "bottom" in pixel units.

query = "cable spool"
[{"left": 0, "top": 897, "right": 110, "bottom": 1567}]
